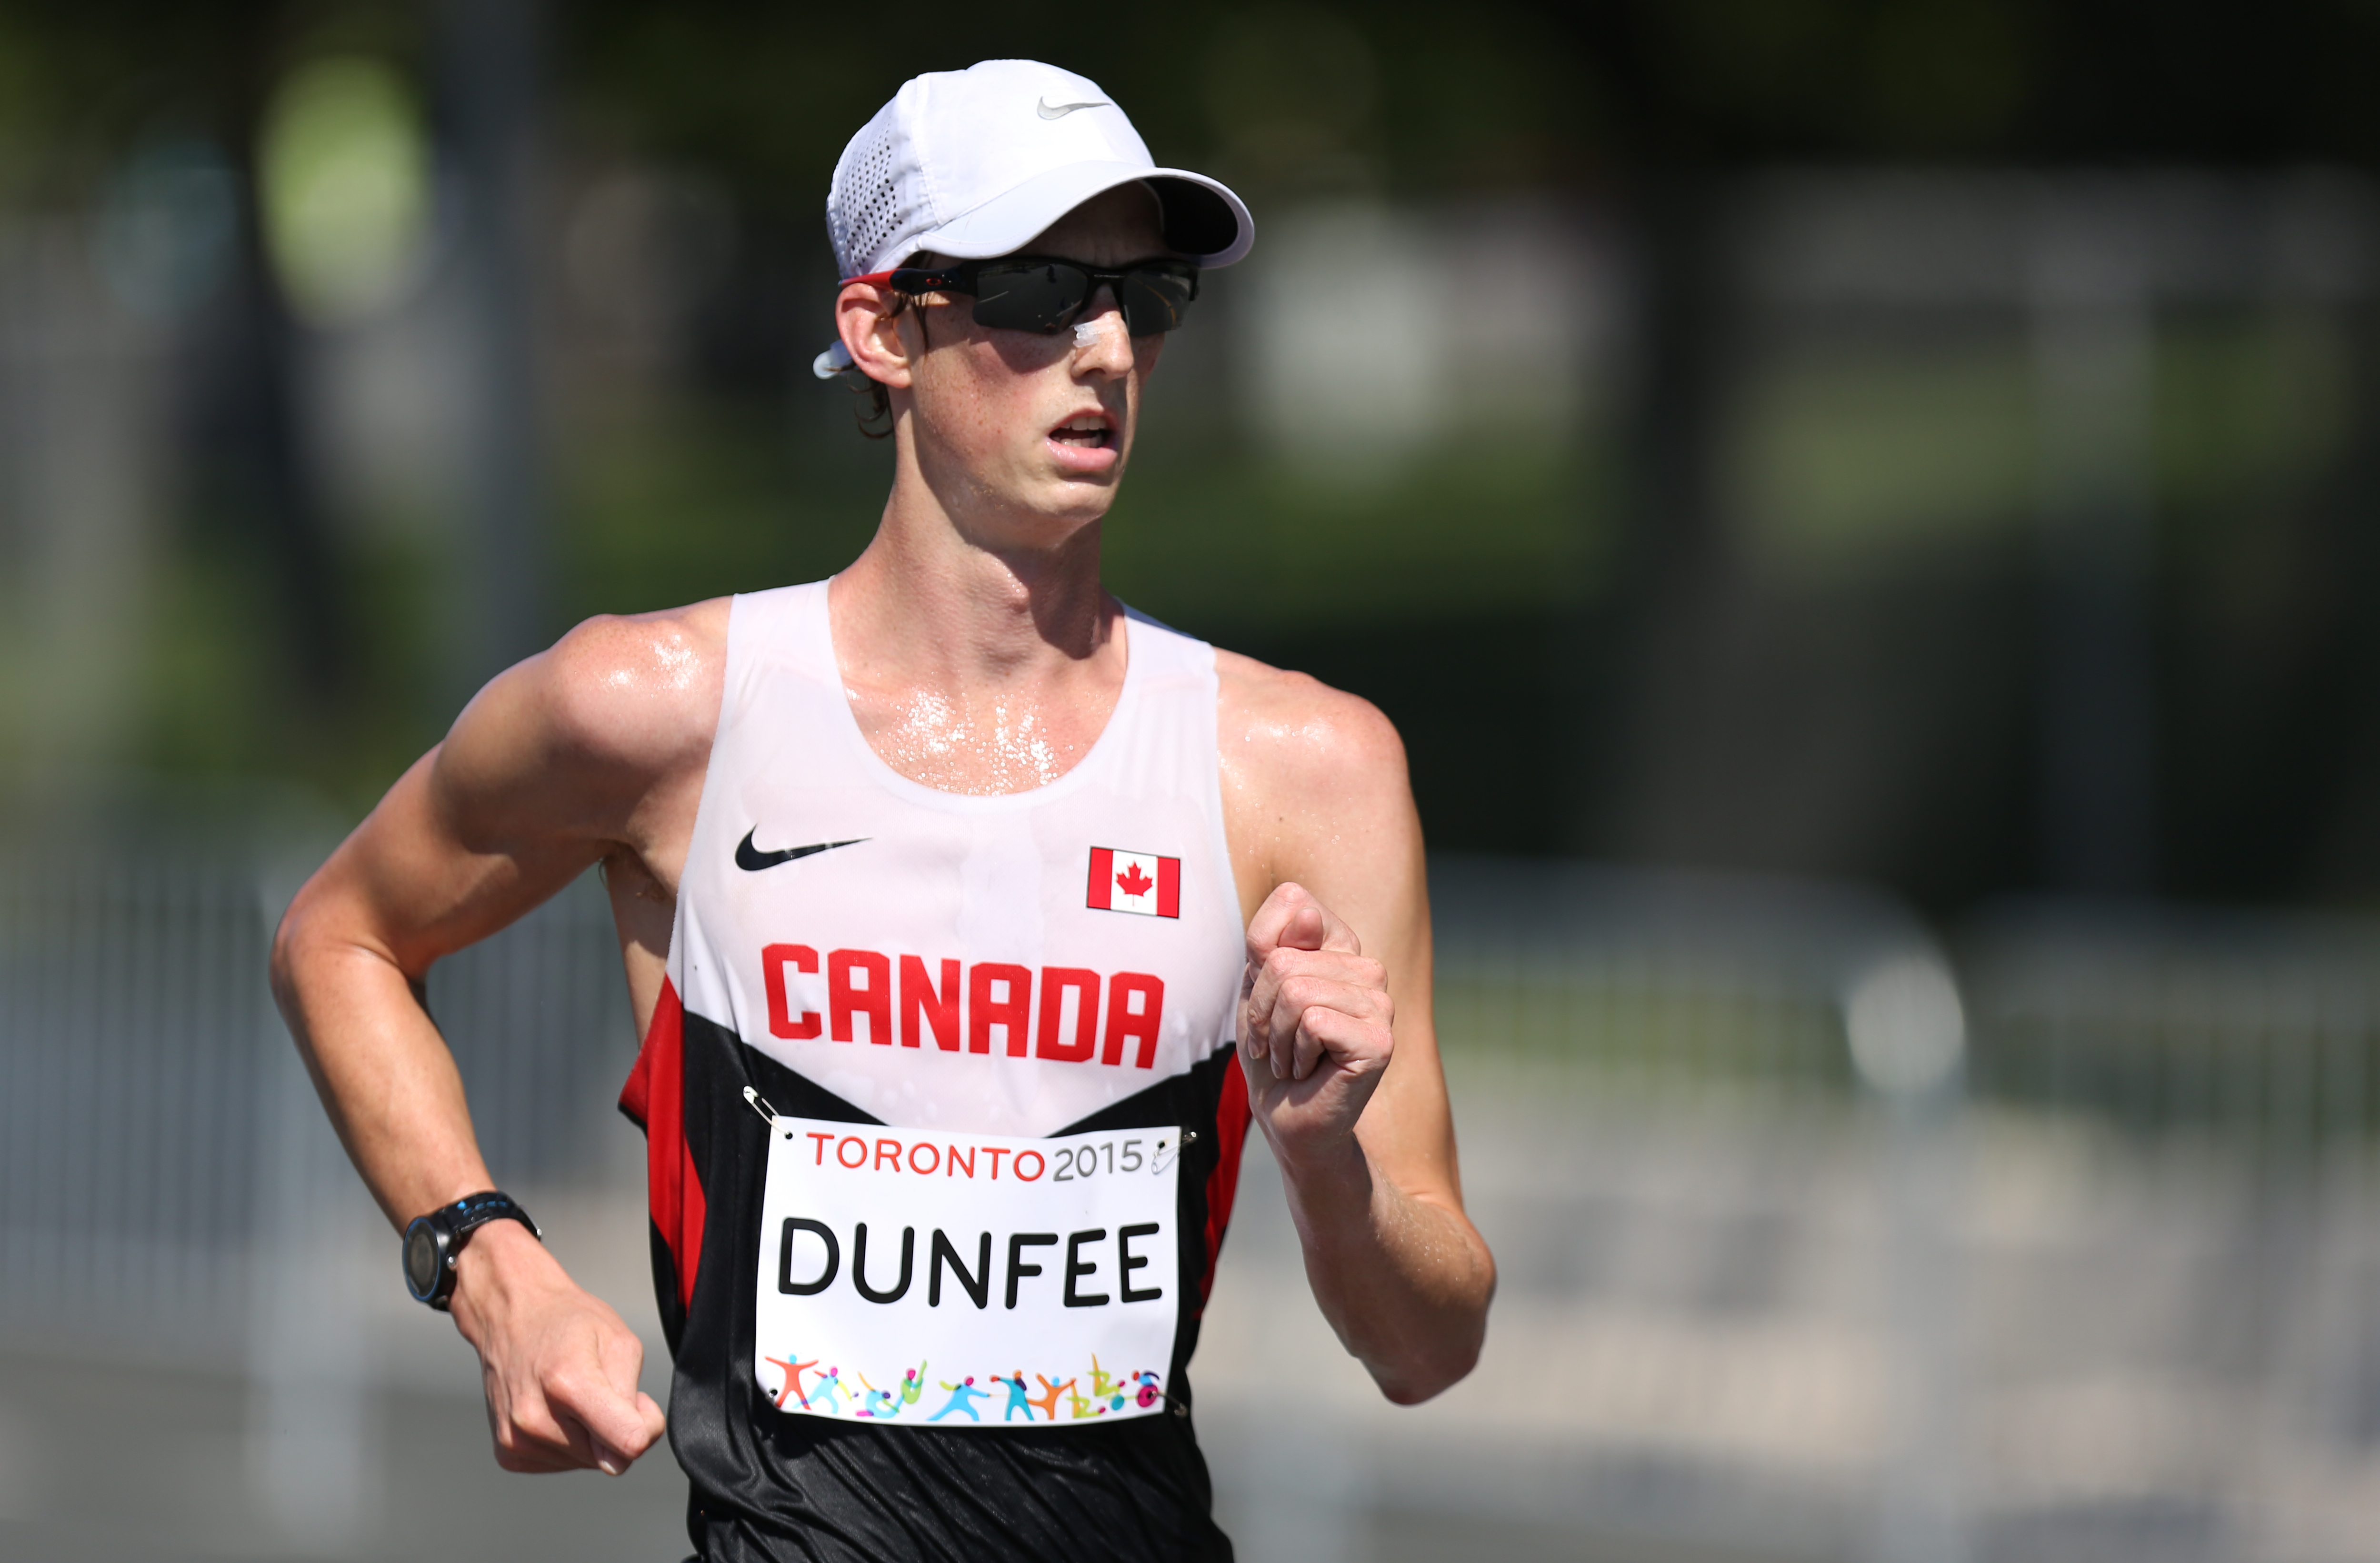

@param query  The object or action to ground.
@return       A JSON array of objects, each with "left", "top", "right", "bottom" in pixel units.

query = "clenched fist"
[{"left": 1237, "top": 882, "right": 1396, "bottom": 1165}]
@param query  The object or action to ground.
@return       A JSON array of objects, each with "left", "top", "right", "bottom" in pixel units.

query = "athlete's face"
[{"left": 846, "top": 187, "right": 1171, "bottom": 543}]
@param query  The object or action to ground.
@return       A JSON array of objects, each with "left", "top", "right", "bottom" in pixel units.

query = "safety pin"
[
  {"left": 1151, "top": 1129, "right": 1198, "bottom": 1175},
  {"left": 742, "top": 1086, "right": 779, "bottom": 1124}
]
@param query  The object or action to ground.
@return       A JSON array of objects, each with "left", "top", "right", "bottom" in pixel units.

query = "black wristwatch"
[{"left": 402, "top": 1191, "right": 541, "bottom": 1310}]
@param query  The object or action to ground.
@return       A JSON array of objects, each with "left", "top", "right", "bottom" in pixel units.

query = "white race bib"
[{"left": 751, "top": 1110, "right": 1183, "bottom": 1429}]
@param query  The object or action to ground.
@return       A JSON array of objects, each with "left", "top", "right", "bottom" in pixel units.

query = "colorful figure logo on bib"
[
  {"left": 762, "top": 1352, "right": 1161, "bottom": 1424},
  {"left": 763, "top": 1353, "right": 820, "bottom": 1411},
  {"left": 930, "top": 1376, "right": 988, "bottom": 1422}
]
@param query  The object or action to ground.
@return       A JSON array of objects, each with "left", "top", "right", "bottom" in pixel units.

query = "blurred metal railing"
[
  {"left": 1965, "top": 900, "right": 2380, "bottom": 1152},
  {"left": 1432, "top": 857, "right": 2380, "bottom": 1151},
  {"left": 0, "top": 840, "right": 270, "bottom": 1349},
  {"left": 0, "top": 836, "right": 633, "bottom": 1359},
  {"left": 1430, "top": 857, "right": 1918, "bottom": 1094},
  {"left": 2, "top": 840, "right": 2375, "bottom": 1560}
]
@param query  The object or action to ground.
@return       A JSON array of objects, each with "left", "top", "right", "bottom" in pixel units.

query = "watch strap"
[
  {"left": 440, "top": 1189, "right": 542, "bottom": 1244},
  {"left": 404, "top": 1190, "right": 541, "bottom": 1309}
]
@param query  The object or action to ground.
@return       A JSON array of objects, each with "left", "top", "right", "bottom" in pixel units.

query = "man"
[{"left": 271, "top": 59, "right": 1494, "bottom": 1561}]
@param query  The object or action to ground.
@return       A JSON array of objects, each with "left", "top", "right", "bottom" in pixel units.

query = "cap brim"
[{"left": 919, "top": 160, "right": 1253, "bottom": 269}]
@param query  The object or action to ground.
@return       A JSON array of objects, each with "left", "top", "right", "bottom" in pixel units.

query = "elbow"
[
  {"left": 1370, "top": 1250, "right": 1497, "bottom": 1406},
  {"left": 267, "top": 878, "right": 337, "bottom": 1033},
  {"left": 1372, "top": 1315, "right": 1488, "bottom": 1406},
  {"left": 1376, "top": 1343, "right": 1481, "bottom": 1407},
  {"left": 268, "top": 899, "right": 304, "bottom": 1020}
]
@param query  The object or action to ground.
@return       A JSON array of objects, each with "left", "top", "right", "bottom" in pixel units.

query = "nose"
[{"left": 1070, "top": 286, "right": 1132, "bottom": 369}]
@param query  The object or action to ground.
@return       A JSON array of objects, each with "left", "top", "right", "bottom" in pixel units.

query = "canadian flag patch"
[{"left": 1086, "top": 846, "right": 1180, "bottom": 918}]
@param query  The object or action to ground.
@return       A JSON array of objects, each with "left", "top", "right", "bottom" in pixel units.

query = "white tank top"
[
  {"left": 621, "top": 578, "right": 1259, "bottom": 1532},
  {"left": 665, "top": 578, "right": 1245, "bottom": 1137}
]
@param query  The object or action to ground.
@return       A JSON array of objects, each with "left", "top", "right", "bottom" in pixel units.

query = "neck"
[{"left": 831, "top": 455, "right": 1121, "bottom": 697}]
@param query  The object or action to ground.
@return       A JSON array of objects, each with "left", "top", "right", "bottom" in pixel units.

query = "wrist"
[
  {"left": 446, "top": 1213, "right": 554, "bottom": 1336},
  {"left": 402, "top": 1189, "right": 541, "bottom": 1311}
]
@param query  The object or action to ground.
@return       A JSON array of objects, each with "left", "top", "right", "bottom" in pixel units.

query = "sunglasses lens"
[
  {"left": 969, "top": 261, "right": 1090, "bottom": 333},
  {"left": 1120, "top": 268, "right": 1197, "bottom": 336}
]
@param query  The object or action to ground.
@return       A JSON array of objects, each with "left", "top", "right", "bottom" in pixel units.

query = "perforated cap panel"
[{"left": 827, "top": 111, "right": 907, "bottom": 279}]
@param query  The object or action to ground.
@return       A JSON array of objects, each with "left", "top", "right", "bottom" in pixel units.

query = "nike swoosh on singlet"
[
  {"left": 1036, "top": 97, "right": 1108, "bottom": 120},
  {"left": 735, "top": 830, "right": 868, "bottom": 872}
]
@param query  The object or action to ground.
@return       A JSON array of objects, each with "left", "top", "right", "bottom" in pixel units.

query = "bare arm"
[
  {"left": 269, "top": 603, "right": 723, "bottom": 1472},
  {"left": 1218, "top": 653, "right": 1496, "bottom": 1404}
]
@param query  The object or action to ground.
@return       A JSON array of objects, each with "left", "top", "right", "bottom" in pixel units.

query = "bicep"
[
  {"left": 283, "top": 773, "right": 595, "bottom": 1005},
  {"left": 292, "top": 657, "right": 628, "bottom": 981},
  {"left": 1263, "top": 710, "right": 1466, "bottom": 1210}
]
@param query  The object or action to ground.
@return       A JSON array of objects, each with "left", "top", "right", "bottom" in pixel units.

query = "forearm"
[
  {"left": 271, "top": 912, "right": 496, "bottom": 1233},
  {"left": 1275, "top": 1131, "right": 1495, "bottom": 1404}
]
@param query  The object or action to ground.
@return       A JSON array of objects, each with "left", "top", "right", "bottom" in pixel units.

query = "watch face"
[{"left": 405, "top": 1224, "right": 441, "bottom": 1296}]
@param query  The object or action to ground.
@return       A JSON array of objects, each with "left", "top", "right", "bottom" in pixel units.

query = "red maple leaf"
[{"left": 1115, "top": 862, "right": 1154, "bottom": 898}]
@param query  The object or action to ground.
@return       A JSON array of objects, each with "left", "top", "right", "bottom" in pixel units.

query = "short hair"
[{"left": 848, "top": 252, "right": 931, "bottom": 439}]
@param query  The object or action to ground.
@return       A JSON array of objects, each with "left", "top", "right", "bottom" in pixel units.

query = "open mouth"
[{"left": 1049, "top": 412, "right": 1113, "bottom": 450}]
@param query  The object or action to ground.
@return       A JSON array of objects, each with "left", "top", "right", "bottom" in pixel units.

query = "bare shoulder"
[
  {"left": 1213, "top": 647, "right": 1417, "bottom": 913},
  {"left": 1214, "top": 646, "right": 1408, "bottom": 796},
  {"left": 433, "top": 598, "right": 732, "bottom": 843},
  {"left": 533, "top": 598, "right": 732, "bottom": 769}
]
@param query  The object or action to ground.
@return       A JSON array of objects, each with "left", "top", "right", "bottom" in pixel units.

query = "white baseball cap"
[{"left": 816, "top": 59, "right": 1252, "bottom": 377}]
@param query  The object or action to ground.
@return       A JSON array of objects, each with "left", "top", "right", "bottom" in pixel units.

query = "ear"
[{"left": 836, "top": 283, "right": 915, "bottom": 389}]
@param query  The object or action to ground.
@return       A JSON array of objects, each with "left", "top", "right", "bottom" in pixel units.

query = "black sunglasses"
[{"left": 848, "top": 256, "right": 1200, "bottom": 338}]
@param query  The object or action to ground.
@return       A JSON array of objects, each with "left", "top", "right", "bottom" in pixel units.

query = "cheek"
[{"left": 924, "top": 348, "right": 1052, "bottom": 454}]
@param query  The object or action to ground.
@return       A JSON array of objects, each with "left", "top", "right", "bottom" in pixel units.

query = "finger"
[
  {"left": 1246, "top": 952, "right": 1385, "bottom": 1075},
  {"left": 1250, "top": 948, "right": 1384, "bottom": 1014},
  {"left": 1266, "top": 975, "right": 1361, "bottom": 1075},
  {"left": 1270, "top": 979, "right": 1391, "bottom": 1079},
  {"left": 549, "top": 1364, "right": 661, "bottom": 1475},
  {"left": 1293, "top": 1005, "right": 1395, "bottom": 1084},
  {"left": 487, "top": 1377, "right": 593, "bottom": 1473},
  {"left": 1268, "top": 885, "right": 1362, "bottom": 958},
  {"left": 492, "top": 1437, "right": 582, "bottom": 1475},
  {"left": 600, "top": 1319, "right": 652, "bottom": 1409},
  {"left": 1262, "top": 961, "right": 1386, "bottom": 1042},
  {"left": 1293, "top": 886, "right": 1363, "bottom": 956},
  {"left": 1246, "top": 882, "right": 1360, "bottom": 961},
  {"left": 1243, "top": 884, "right": 1301, "bottom": 966},
  {"left": 1279, "top": 901, "right": 1329, "bottom": 955}
]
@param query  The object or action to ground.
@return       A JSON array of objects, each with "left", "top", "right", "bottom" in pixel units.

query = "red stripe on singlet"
[
  {"left": 618, "top": 976, "right": 706, "bottom": 1313},
  {"left": 1198, "top": 1058, "right": 1251, "bottom": 1306}
]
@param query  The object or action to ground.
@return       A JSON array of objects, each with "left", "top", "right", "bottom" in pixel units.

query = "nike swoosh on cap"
[
  {"left": 1036, "top": 97, "right": 1108, "bottom": 120},
  {"left": 736, "top": 830, "right": 867, "bottom": 872}
]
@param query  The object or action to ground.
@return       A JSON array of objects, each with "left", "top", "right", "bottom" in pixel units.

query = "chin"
[{"left": 1029, "top": 484, "right": 1116, "bottom": 533}]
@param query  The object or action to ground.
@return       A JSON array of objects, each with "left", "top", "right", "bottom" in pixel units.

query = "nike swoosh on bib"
[
  {"left": 1036, "top": 97, "right": 1108, "bottom": 120},
  {"left": 736, "top": 830, "right": 867, "bottom": 872}
]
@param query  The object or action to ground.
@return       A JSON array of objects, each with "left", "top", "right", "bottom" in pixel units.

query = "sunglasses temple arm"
[{"left": 840, "top": 268, "right": 967, "bottom": 294}]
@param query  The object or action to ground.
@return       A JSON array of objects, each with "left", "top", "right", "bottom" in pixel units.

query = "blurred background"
[{"left": 2, "top": 1, "right": 2378, "bottom": 1559}]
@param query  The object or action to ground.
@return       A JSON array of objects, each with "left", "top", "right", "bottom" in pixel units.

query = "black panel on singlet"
[{"left": 663, "top": 1007, "right": 1241, "bottom": 1562}]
